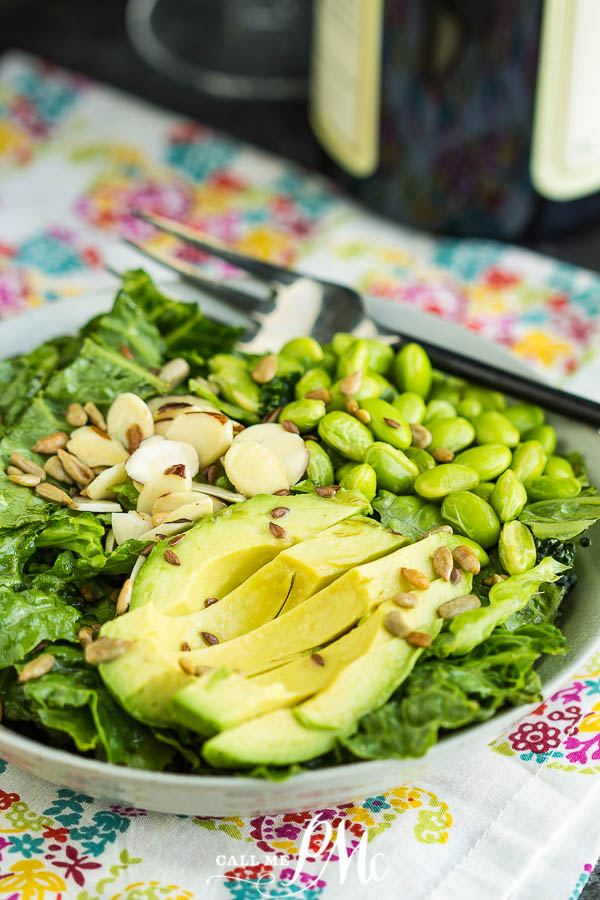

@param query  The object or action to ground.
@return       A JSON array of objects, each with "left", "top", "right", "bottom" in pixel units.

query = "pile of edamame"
[{"left": 213, "top": 333, "right": 583, "bottom": 579}]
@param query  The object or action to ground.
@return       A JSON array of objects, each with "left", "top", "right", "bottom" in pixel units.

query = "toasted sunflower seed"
[
  {"left": 159, "top": 357, "right": 191, "bottom": 386},
  {"left": 410, "top": 423, "right": 432, "bottom": 449},
  {"left": 432, "top": 545, "right": 453, "bottom": 581},
  {"left": 77, "top": 626, "right": 95, "bottom": 648},
  {"left": 315, "top": 485, "right": 339, "bottom": 498},
  {"left": 79, "top": 583, "right": 94, "bottom": 603},
  {"left": 271, "top": 506, "right": 290, "bottom": 518},
  {"left": 252, "top": 353, "right": 278, "bottom": 384},
  {"left": 281, "top": 420, "right": 300, "bottom": 435},
  {"left": 204, "top": 597, "right": 219, "bottom": 607},
  {"left": 115, "top": 578, "right": 133, "bottom": 616},
  {"left": 261, "top": 406, "right": 282, "bottom": 423},
  {"left": 35, "top": 482, "right": 73, "bottom": 505},
  {"left": 9, "top": 472, "right": 41, "bottom": 487},
  {"left": 57, "top": 448, "right": 94, "bottom": 486},
  {"left": 384, "top": 417, "right": 401, "bottom": 429},
  {"left": 178, "top": 658, "right": 214, "bottom": 676},
  {"left": 356, "top": 408, "right": 371, "bottom": 424},
  {"left": 84, "top": 401, "right": 107, "bottom": 431},
  {"left": 437, "top": 593, "right": 481, "bottom": 620},
  {"left": 6, "top": 465, "right": 23, "bottom": 477},
  {"left": 423, "top": 524, "right": 453, "bottom": 538},
  {"left": 10, "top": 452, "right": 46, "bottom": 479},
  {"left": 450, "top": 567, "right": 462, "bottom": 585},
  {"left": 269, "top": 522, "right": 287, "bottom": 539},
  {"left": 339, "top": 370, "right": 362, "bottom": 396},
  {"left": 345, "top": 399, "right": 359, "bottom": 415},
  {"left": 392, "top": 591, "right": 417, "bottom": 608},
  {"left": 164, "top": 549, "right": 181, "bottom": 566},
  {"left": 384, "top": 610, "right": 410, "bottom": 638},
  {"left": 306, "top": 388, "right": 331, "bottom": 404},
  {"left": 492, "top": 573, "right": 508, "bottom": 585},
  {"left": 33, "top": 432, "right": 69, "bottom": 455},
  {"left": 401, "top": 567, "right": 430, "bottom": 590},
  {"left": 66, "top": 402, "right": 88, "bottom": 426},
  {"left": 407, "top": 631, "right": 433, "bottom": 648},
  {"left": 18, "top": 653, "right": 55, "bottom": 682},
  {"left": 201, "top": 631, "right": 219, "bottom": 646},
  {"left": 119, "top": 343, "right": 135, "bottom": 360},
  {"left": 433, "top": 447, "right": 454, "bottom": 463},
  {"left": 181, "top": 642, "right": 191, "bottom": 652},
  {"left": 311, "top": 653, "right": 325, "bottom": 666},
  {"left": 452, "top": 545, "right": 481, "bottom": 575},
  {"left": 85, "top": 636, "right": 132, "bottom": 664},
  {"left": 43, "top": 455, "right": 74, "bottom": 484}
]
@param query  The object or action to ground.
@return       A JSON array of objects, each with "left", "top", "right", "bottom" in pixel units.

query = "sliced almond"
[
  {"left": 223, "top": 441, "right": 289, "bottom": 497},
  {"left": 105, "top": 528, "right": 116, "bottom": 554},
  {"left": 152, "top": 490, "right": 221, "bottom": 517},
  {"left": 191, "top": 482, "right": 245, "bottom": 503},
  {"left": 70, "top": 497, "right": 122, "bottom": 513},
  {"left": 138, "top": 500, "right": 211, "bottom": 542},
  {"left": 67, "top": 426, "right": 129, "bottom": 467},
  {"left": 231, "top": 423, "right": 309, "bottom": 486},
  {"left": 165, "top": 409, "right": 234, "bottom": 468},
  {"left": 106, "top": 393, "right": 154, "bottom": 449},
  {"left": 136, "top": 472, "right": 191, "bottom": 515},
  {"left": 112, "top": 510, "right": 153, "bottom": 545},
  {"left": 159, "top": 357, "right": 190, "bottom": 386},
  {"left": 115, "top": 578, "right": 133, "bottom": 616},
  {"left": 148, "top": 394, "right": 216, "bottom": 416},
  {"left": 84, "top": 462, "right": 128, "bottom": 500},
  {"left": 125, "top": 437, "right": 199, "bottom": 485}
]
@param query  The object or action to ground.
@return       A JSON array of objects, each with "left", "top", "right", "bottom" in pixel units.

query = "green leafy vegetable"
[
  {"left": 110, "top": 480, "right": 140, "bottom": 511},
  {"left": 519, "top": 496, "right": 600, "bottom": 540},
  {"left": 373, "top": 491, "right": 445, "bottom": 541},
  {"left": 434, "top": 557, "right": 568, "bottom": 656},
  {"left": 82, "top": 292, "right": 164, "bottom": 368},
  {"left": 0, "top": 336, "right": 79, "bottom": 430},
  {"left": 342, "top": 623, "right": 566, "bottom": 760},
  {"left": 259, "top": 374, "right": 301, "bottom": 417}
]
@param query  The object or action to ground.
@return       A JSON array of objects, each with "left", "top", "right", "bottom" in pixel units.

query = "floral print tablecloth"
[{"left": 0, "top": 51, "right": 600, "bottom": 900}]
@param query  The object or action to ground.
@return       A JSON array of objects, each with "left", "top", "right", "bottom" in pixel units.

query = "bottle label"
[{"left": 310, "top": 0, "right": 383, "bottom": 177}]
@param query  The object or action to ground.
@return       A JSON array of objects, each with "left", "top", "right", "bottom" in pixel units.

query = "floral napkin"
[{"left": 0, "top": 51, "right": 599, "bottom": 900}]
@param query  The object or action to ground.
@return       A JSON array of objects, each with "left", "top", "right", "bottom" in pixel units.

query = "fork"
[{"left": 121, "top": 212, "right": 600, "bottom": 428}]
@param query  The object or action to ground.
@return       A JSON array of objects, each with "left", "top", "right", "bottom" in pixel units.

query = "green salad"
[{"left": 0, "top": 269, "right": 598, "bottom": 777}]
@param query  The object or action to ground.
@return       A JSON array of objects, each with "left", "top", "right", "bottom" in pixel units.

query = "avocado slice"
[
  {"left": 130, "top": 489, "right": 368, "bottom": 615},
  {"left": 100, "top": 531, "right": 468, "bottom": 728},
  {"left": 201, "top": 621, "right": 442, "bottom": 768},
  {"left": 110, "top": 516, "right": 406, "bottom": 652},
  {"left": 171, "top": 571, "right": 471, "bottom": 735}
]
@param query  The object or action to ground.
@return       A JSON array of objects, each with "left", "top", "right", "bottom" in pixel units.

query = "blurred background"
[{"left": 2, "top": 0, "right": 600, "bottom": 270}]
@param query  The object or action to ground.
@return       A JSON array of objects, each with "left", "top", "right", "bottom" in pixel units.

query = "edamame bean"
[
  {"left": 317, "top": 411, "right": 374, "bottom": 462},
  {"left": 454, "top": 443, "right": 512, "bottom": 481},
  {"left": 280, "top": 337, "right": 324, "bottom": 368},
  {"left": 360, "top": 398, "right": 411, "bottom": 449},
  {"left": 359, "top": 339, "right": 395, "bottom": 374},
  {"left": 428, "top": 416, "right": 476, "bottom": 453},
  {"left": 305, "top": 441, "right": 335, "bottom": 486},
  {"left": 336, "top": 340, "right": 370, "bottom": 379},
  {"left": 457, "top": 397, "right": 483, "bottom": 420},
  {"left": 524, "top": 475, "right": 581, "bottom": 501},
  {"left": 423, "top": 400, "right": 456, "bottom": 426},
  {"left": 472, "top": 482, "right": 495, "bottom": 502},
  {"left": 335, "top": 462, "right": 355, "bottom": 482},
  {"left": 441, "top": 491, "right": 501, "bottom": 548},
  {"left": 414, "top": 464, "right": 480, "bottom": 500},
  {"left": 393, "top": 392, "right": 426, "bottom": 424},
  {"left": 340, "top": 463, "right": 377, "bottom": 502},
  {"left": 510, "top": 440, "right": 547, "bottom": 481},
  {"left": 490, "top": 469, "right": 528, "bottom": 522},
  {"left": 328, "top": 373, "right": 388, "bottom": 409},
  {"left": 393, "top": 343, "right": 432, "bottom": 398},
  {"left": 544, "top": 455, "right": 575, "bottom": 479},
  {"left": 320, "top": 345, "right": 337, "bottom": 375},
  {"left": 503, "top": 403, "right": 544, "bottom": 435},
  {"left": 405, "top": 447, "right": 436, "bottom": 472},
  {"left": 473, "top": 411, "right": 520, "bottom": 447},
  {"left": 276, "top": 354, "right": 305, "bottom": 377},
  {"left": 295, "top": 367, "right": 332, "bottom": 399},
  {"left": 499, "top": 521, "right": 537, "bottom": 575},
  {"left": 208, "top": 354, "right": 261, "bottom": 413},
  {"left": 523, "top": 424, "right": 557, "bottom": 456},
  {"left": 365, "top": 442, "right": 419, "bottom": 494},
  {"left": 461, "top": 386, "right": 506, "bottom": 411},
  {"left": 331, "top": 333, "right": 355, "bottom": 356},
  {"left": 279, "top": 398, "right": 326, "bottom": 432},
  {"left": 429, "top": 372, "right": 463, "bottom": 405}
]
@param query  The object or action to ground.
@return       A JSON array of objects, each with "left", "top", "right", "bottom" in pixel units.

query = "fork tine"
[
  {"left": 133, "top": 212, "right": 297, "bottom": 286},
  {"left": 121, "top": 237, "right": 274, "bottom": 313}
]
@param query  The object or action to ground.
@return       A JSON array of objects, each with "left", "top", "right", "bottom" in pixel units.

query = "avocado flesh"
[
  {"left": 165, "top": 531, "right": 455, "bottom": 677},
  {"left": 100, "top": 531, "right": 456, "bottom": 728},
  {"left": 171, "top": 570, "right": 471, "bottom": 735},
  {"left": 109, "top": 517, "right": 406, "bottom": 652},
  {"left": 203, "top": 708, "right": 338, "bottom": 768},
  {"left": 130, "top": 490, "right": 368, "bottom": 616},
  {"left": 202, "top": 622, "right": 443, "bottom": 769}
]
